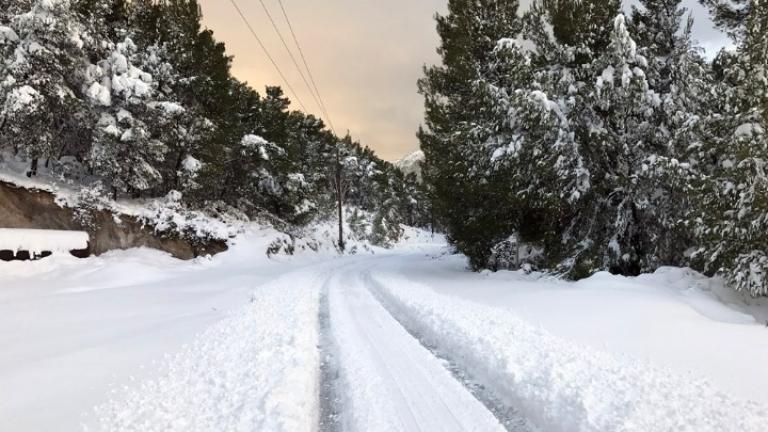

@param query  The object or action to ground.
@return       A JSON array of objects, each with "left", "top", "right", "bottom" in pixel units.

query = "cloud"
[{"left": 200, "top": 0, "right": 728, "bottom": 161}]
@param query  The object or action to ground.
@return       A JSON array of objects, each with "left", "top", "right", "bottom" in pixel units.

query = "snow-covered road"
[
  {"left": 2, "top": 232, "right": 767, "bottom": 431},
  {"left": 322, "top": 262, "right": 511, "bottom": 432}
]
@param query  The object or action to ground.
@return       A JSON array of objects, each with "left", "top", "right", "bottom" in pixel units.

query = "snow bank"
[
  {"left": 0, "top": 228, "right": 88, "bottom": 255},
  {"left": 89, "top": 271, "right": 321, "bottom": 432},
  {"left": 371, "top": 273, "right": 768, "bottom": 432}
]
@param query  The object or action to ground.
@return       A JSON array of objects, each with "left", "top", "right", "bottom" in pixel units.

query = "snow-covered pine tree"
[
  {"left": 418, "top": 0, "right": 523, "bottom": 269},
  {"left": 577, "top": 14, "right": 653, "bottom": 275},
  {"left": 74, "top": 0, "right": 128, "bottom": 47},
  {"left": 369, "top": 169, "right": 407, "bottom": 248},
  {"left": 83, "top": 37, "right": 166, "bottom": 198},
  {"left": 509, "top": 0, "right": 622, "bottom": 277},
  {"left": 0, "top": 0, "right": 88, "bottom": 175},
  {"left": 0, "top": 1, "right": 31, "bottom": 21},
  {"left": 700, "top": 0, "right": 752, "bottom": 40},
  {"left": 473, "top": 38, "right": 566, "bottom": 270},
  {"left": 627, "top": 0, "right": 711, "bottom": 270},
  {"left": 691, "top": 1, "right": 768, "bottom": 296},
  {"left": 135, "top": 41, "right": 212, "bottom": 197}
]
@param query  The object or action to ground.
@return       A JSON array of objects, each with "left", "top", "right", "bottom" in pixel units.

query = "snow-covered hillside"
[
  {"left": 393, "top": 150, "right": 424, "bottom": 180},
  {"left": 1, "top": 231, "right": 766, "bottom": 431}
]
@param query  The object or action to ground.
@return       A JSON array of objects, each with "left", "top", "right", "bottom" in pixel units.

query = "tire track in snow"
[
  {"left": 318, "top": 278, "right": 342, "bottom": 432},
  {"left": 363, "top": 271, "right": 534, "bottom": 432},
  {"left": 367, "top": 267, "right": 768, "bottom": 432},
  {"left": 322, "top": 259, "right": 506, "bottom": 432}
]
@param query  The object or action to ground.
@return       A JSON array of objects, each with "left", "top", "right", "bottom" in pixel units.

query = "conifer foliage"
[
  {"left": 420, "top": 0, "right": 768, "bottom": 296},
  {"left": 0, "top": 0, "right": 428, "bottom": 247}
]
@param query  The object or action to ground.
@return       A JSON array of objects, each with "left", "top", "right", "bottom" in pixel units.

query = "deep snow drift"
[{"left": 1, "top": 228, "right": 766, "bottom": 431}]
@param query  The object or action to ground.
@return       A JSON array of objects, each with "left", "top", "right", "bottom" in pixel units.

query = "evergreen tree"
[
  {"left": 699, "top": 0, "right": 752, "bottom": 40},
  {"left": 83, "top": 38, "right": 166, "bottom": 197},
  {"left": 536, "top": 0, "right": 622, "bottom": 63},
  {"left": 0, "top": 0, "right": 88, "bottom": 175},
  {"left": 0, "top": 0, "right": 431, "bottom": 250},
  {"left": 418, "top": 0, "right": 523, "bottom": 269},
  {"left": 691, "top": 1, "right": 768, "bottom": 296},
  {"left": 501, "top": 0, "right": 623, "bottom": 276},
  {"left": 623, "top": 0, "right": 711, "bottom": 270}
]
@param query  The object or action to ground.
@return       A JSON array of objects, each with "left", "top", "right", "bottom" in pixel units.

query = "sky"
[{"left": 198, "top": 0, "right": 729, "bottom": 161}]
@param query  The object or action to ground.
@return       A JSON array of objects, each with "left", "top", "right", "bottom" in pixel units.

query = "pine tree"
[
  {"left": 691, "top": 1, "right": 768, "bottom": 296},
  {"left": 418, "top": 0, "right": 523, "bottom": 269},
  {"left": 699, "top": 0, "right": 752, "bottom": 40},
  {"left": 83, "top": 37, "right": 166, "bottom": 197},
  {"left": 579, "top": 14, "right": 653, "bottom": 275},
  {"left": 504, "top": 0, "right": 622, "bottom": 276},
  {"left": 536, "top": 0, "right": 622, "bottom": 63},
  {"left": 624, "top": 0, "right": 711, "bottom": 270},
  {"left": 0, "top": 0, "right": 428, "bottom": 251},
  {"left": 74, "top": 0, "right": 128, "bottom": 45},
  {"left": 0, "top": 0, "right": 88, "bottom": 175}
]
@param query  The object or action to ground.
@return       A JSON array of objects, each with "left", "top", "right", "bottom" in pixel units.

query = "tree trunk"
[
  {"left": 28, "top": 158, "right": 38, "bottom": 177},
  {"left": 430, "top": 206, "right": 436, "bottom": 237},
  {"left": 173, "top": 152, "right": 185, "bottom": 189}
]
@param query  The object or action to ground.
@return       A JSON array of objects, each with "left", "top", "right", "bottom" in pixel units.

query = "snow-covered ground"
[
  {"left": 374, "top": 254, "right": 768, "bottom": 406},
  {"left": 1, "top": 228, "right": 767, "bottom": 431},
  {"left": 370, "top": 257, "right": 768, "bottom": 431},
  {"left": 0, "top": 228, "right": 325, "bottom": 431}
]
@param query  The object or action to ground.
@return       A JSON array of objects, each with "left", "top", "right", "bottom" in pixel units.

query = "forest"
[
  {"left": 0, "top": 0, "right": 430, "bottom": 248},
  {"left": 420, "top": 0, "right": 768, "bottom": 296}
]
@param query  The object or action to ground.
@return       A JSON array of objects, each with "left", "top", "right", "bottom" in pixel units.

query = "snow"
[
  {"left": 0, "top": 228, "right": 88, "bottom": 255},
  {"left": 370, "top": 257, "right": 768, "bottom": 432},
  {"left": 372, "top": 254, "right": 768, "bottom": 406},
  {"left": 393, "top": 150, "right": 424, "bottom": 180},
  {"left": 181, "top": 155, "right": 202, "bottom": 173},
  {"left": 735, "top": 123, "right": 764, "bottom": 138},
  {"left": 241, "top": 134, "right": 269, "bottom": 148},
  {"left": 91, "top": 270, "right": 321, "bottom": 432},
  {"left": 325, "top": 262, "right": 507, "bottom": 432},
  {"left": 0, "top": 26, "right": 19, "bottom": 44},
  {"left": 529, "top": 90, "right": 566, "bottom": 123},
  {"left": 241, "top": 134, "right": 272, "bottom": 160},
  {"left": 0, "top": 228, "right": 328, "bottom": 431},
  {"left": 87, "top": 81, "right": 111, "bottom": 106},
  {"left": 149, "top": 101, "right": 185, "bottom": 115},
  {"left": 5, "top": 85, "right": 40, "bottom": 112},
  {"left": 496, "top": 38, "right": 519, "bottom": 50},
  {"left": 597, "top": 65, "right": 615, "bottom": 89},
  {"left": 1, "top": 232, "right": 766, "bottom": 431}
]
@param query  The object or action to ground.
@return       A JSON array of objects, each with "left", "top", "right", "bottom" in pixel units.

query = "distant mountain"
[{"left": 394, "top": 150, "right": 424, "bottom": 181}]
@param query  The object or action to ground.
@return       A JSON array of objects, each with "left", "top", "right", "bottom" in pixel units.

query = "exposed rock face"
[{"left": 0, "top": 181, "right": 227, "bottom": 259}]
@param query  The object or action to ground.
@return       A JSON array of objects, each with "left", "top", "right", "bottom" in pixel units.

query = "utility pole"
[{"left": 333, "top": 143, "right": 345, "bottom": 253}]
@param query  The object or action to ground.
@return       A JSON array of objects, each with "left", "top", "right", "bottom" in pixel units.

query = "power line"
[
  {"left": 275, "top": 0, "right": 337, "bottom": 135},
  {"left": 227, "top": 0, "right": 309, "bottom": 112},
  {"left": 255, "top": 0, "right": 328, "bottom": 125}
]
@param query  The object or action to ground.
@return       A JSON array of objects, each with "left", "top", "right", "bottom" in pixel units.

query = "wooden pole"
[{"left": 335, "top": 145, "right": 345, "bottom": 252}]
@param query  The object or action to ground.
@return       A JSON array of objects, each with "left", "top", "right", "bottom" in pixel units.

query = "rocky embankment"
[{"left": 0, "top": 181, "right": 227, "bottom": 259}]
